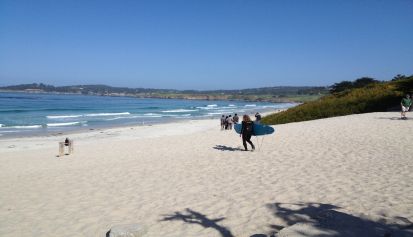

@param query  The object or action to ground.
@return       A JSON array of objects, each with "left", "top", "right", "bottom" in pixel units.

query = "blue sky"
[{"left": 0, "top": 0, "right": 412, "bottom": 90}]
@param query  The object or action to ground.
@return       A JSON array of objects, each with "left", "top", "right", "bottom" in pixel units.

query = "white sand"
[{"left": 0, "top": 112, "right": 412, "bottom": 237}]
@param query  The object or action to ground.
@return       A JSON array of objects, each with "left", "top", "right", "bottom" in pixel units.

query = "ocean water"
[{"left": 0, "top": 92, "right": 295, "bottom": 137}]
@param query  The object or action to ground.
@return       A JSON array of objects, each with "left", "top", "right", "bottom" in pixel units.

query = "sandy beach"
[{"left": 0, "top": 112, "right": 412, "bottom": 237}]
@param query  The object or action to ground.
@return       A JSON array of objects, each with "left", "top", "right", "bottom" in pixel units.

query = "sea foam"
[
  {"left": 85, "top": 112, "right": 130, "bottom": 117},
  {"left": 162, "top": 109, "right": 198, "bottom": 113},
  {"left": 47, "top": 115, "right": 82, "bottom": 119},
  {"left": 47, "top": 122, "right": 85, "bottom": 127},
  {"left": 9, "top": 125, "right": 43, "bottom": 129}
]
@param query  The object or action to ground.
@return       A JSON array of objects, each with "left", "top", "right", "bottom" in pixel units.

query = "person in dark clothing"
[
  {"left": 233, "top": 113, "right": 239, "bottom": 124},
  {"left": 240, "top": 115, "right": 255, "bottom": 151},
  {"left": 64, "top": 137, "right": 70, "bottom": 146},
  {"left": 224, "top": 116, "right": 229, "bottom": 130},
  {"left": 255, "top": 112, "right": 262, "bottom": 124}
]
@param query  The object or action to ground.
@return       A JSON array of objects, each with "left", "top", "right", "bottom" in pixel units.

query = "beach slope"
[{"left": 0, "top": 112, "right": 412, "bottom": 237}]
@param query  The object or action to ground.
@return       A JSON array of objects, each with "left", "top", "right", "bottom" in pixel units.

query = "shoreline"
[
  {"left": 0, "top": 110, "right": 280, "bottom": 153},
  {"left": 0, "top": 118, "right": 214, "bottom": 153},
  {"left": 0, "top": 108, "right": 284, "bottom": 140}
]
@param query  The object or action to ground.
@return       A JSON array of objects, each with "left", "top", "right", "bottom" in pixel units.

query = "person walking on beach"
[
  {"left": 240, "top": 115, "right": 255, "bottom": 151},
  {"left": 255, "top": 112, "right": 262, "bottom": 124},
  {"left": 220, "top": 115, "right": 226, "bottom": 130},
  {"left": 64, "top": 137, "right": 70, "bottom": 146},
  {"left": 233, "top": 113, "right": 239, "bottom": 124},
  {"left": 224, "top": 116, "right": 229, "bottom": 130},
  {"left": 401, "top": 94, "right": 412, "bottom": 120},
  {"left": 227, "top": 115, "right": 233, "bottom": 130}
]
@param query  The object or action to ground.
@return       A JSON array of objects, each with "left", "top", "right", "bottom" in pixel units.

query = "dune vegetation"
[{"left": 262, "top": 75, "right": 413, "bottom": 125}]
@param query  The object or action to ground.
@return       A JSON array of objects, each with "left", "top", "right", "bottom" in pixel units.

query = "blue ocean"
[{"left": 0, "top": 92, "right": 295, "bottom": 137}]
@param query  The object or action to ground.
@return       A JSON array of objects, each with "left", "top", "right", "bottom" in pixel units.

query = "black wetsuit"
[
  {"left": 241, "top": 121, "right": 255, "bottom": 151},
  {"left": 255, "top": 113, "right": 262, "bottom": 124}
]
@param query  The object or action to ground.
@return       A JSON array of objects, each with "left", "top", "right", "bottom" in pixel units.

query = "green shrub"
[{"left": 262, "top": 77, "right": 413, "bottom": 125}]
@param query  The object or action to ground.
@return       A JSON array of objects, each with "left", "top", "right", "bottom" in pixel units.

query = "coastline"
[
  {"left": 0, "top": 110, "right": 280, "bottom": 152},
  {"left": 0, "top": 117, "right": 215, "bottom": 153},
  {"left": 1, "top": 112, "right": 411, "bottom": 236},
  {"left": 0, "top": 89, "right": 302, "bottom": 103},
  {"left": 0, "top": 91, "right": 294, "bottom": 139}
]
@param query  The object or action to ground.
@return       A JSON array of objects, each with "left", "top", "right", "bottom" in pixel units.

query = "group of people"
[
  {"left": 220, "top": 112, "right": 262, "bottom": 151},
  {"left": 220, "top": 112, "right": 261, "bottom": 130},
  {"left": 220, "top": 114, "right": 239, "bottom": 130}
]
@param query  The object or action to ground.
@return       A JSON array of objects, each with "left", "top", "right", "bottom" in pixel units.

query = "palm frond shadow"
[
  {"left": 161, "top": 208, "right": 234, "bottom": 237},
  {"left": 266, "top": 202, "right": 413, "bottom": 237}
]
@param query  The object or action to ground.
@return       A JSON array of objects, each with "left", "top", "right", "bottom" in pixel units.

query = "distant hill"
[
  {"left": 262, "top": 76, "right": 413, "bottom": 124},
  {"left": 0, "top": 83, "right": 328, "bottom": 103}
]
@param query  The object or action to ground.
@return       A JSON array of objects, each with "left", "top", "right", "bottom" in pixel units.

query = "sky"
[{"left": 0, "top": 0, "right": 412, "bottom": 90}]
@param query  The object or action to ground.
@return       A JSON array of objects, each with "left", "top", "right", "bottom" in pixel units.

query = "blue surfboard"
[{"left": 234, "top": 123, "right": 275, "bottom": 136}]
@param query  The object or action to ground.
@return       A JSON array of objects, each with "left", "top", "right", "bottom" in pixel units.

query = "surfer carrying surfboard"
[
  {"left": 234, "top": 116, "right": 275, "bottom": 151},
  {"left": 240, "top": 115, "right": 255, "bottom": 151}
]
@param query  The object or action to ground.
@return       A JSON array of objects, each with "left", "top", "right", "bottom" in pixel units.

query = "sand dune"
[{"left": 0, "top": 112, "right": 412, "bottom": 237}]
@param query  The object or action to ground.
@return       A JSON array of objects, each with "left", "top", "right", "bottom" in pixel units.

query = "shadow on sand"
[
  {"left": 161, "top": 208, "right": 234, "bottom": 237},
  {"left": 376, "top": 117, "right": 407, "bottom": 121},
  {"left": 213, "top": 145, "right": 244, "bottom": 152},
  {"left": 160, "top": 204, "right": 413, "bottom": 237},
  {"left": 266, "top": 202, "right": 413, "bottom": 237}
]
